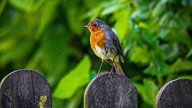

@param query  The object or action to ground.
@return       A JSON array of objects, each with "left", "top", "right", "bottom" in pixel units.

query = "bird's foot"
[
  {"left": 96, "top": 71, "right": 102, "bottom": 77},
  {"left": 107, "top": 71, "right": 114, "bottom": 78}
]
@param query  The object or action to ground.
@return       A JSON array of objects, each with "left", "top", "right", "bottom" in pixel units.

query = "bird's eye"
[{"left": 93, "top": 23, "right": 98, "bottom": 27}]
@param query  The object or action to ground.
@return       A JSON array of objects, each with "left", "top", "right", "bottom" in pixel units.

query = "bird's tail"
[{"left": 114, "top": 63, "right": 124, "bottom": 75}]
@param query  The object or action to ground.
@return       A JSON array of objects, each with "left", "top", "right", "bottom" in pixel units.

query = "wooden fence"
[
  {"left": 0, "top": 69, "right": 192, "bottom": 108},
  {"left": 0, "top": 70, "right": 51, "bottom": 108}
]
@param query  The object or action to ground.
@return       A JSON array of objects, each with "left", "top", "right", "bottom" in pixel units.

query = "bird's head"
[{"left": 84, "top": 19, "right": 107, "bottom": 32}]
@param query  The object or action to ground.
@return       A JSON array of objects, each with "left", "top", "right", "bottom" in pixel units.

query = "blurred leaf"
[
  {"left": 35, "top": 0, "right": 60, "bottom": 38},
  {"left": 169, "top": 18, "right": 179, "bottom": 29},
  {"left": 135, "top": 79, "right": 158, "bottom": 107},
  {"left": 163, "top": 30, "right": 192, "bottom": 49},
  {"left": 144, "top": 49, "right": 168, "bottom": 76},
  {"left": 160, "top": 43, "right": 179, "bottom": 61},
  {"left": 9, "top": 0, "right": 45, "bottom": 12},
  {"left": 169, "top": 59, "right": 192, "bottom": 73},
  {"left": 114, "top": 9, "right": 131, "bottom": 41},
  {"left": 152, "top": 1, "right": 165, "bottom": 17},
  {"left": 130, "top": 46, "right": 150, "bottom": 64},
  {"left": 144, "top": 64, "right": 156, "bottom": 75},
  {"left": 181, "top": 0, "right": 192, "bottom": 6},
  {"left": 131, "top": 8, "right": 150, "bottom": 23},
  {"left": 101, "top": 1, "right": 125, "bottom": 16},
  {"left": 0, "top": 37, "right": 15, "bottom": 52},
  {"left": 158, "top": 28, "right": 170, "bottom": 38},
  {"left": 26, "top": 49, "right": 43, "bottom": 71},
  {"left": 138, "top": 22, "right": 148, "bottom": 29},
  {"left": 66, "top": 88, "right": 84, "bottom": 108},
  {"left": 186, "top": 48, "right": 192, "bottom": 58},
  {"left": 159, "top": 11, "right": 173, "bottom": 26},
  {"left": 41, "top": 25, "right": 71, "bottom": 76},
  {"left": 0, "top": 0, "right": 7, "bottom": 14},
  {"left": 0, "top": 39, "right": 35, "bottom": 67},
  {"left": 178, "top": 75, "right": 192, "bottom": 80},
  {"left": 53, "top": 55, "right": 91, "bottom": 99},
  {"left": 141, "top": 31, "right": 158, "bottom": 47},
  {"left": 63, "top": 0, "right": 85, "bottom": 35}
]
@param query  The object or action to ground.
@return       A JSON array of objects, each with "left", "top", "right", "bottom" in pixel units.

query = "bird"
[{"left": 84, "top": 19, "right": 124, "bottom": 76}]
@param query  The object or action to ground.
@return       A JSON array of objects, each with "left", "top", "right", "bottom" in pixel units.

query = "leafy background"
[{"left": 0, "top": 0, "right": 192, "bottom": 108}]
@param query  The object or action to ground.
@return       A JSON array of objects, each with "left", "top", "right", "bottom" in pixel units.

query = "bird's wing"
[{"left": 106, "top": 29, "right": 124, "bottom": 63}]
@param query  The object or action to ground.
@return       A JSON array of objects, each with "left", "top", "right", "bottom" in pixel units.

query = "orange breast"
[{"left": 90, "top": 29, "right": 107, "bottom": 49}]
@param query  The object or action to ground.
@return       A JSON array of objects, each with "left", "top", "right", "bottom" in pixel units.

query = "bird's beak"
[{"left": 83, "top": 25, "right": 90, "bottom": 28}]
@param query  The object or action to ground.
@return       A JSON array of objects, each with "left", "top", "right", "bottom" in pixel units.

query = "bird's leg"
[
  {"left": 97, "top": 60, "right": 104, "bottom": 77},
  {"left": 108, "top": 65, "right": 114, "bottom": 77},
  {"left": 108, "top": 58, "right": 115, "bottom": 77}
]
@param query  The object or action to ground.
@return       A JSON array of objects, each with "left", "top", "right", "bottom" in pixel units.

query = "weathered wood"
[
  {"left": 156, "top": 79, "right": 192, "bottom": 108},
  {"left": 84, "top": 73, "right": 138, "bottom": 108},
  {"left": 0, "top": 69, "right": 52, "bottom": 108}
]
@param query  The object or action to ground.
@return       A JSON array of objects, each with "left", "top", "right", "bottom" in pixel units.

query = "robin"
[{"left": 84, "top": 19, "right": 124, "bottom": 76}]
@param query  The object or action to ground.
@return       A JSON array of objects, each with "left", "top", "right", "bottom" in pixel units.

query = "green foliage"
[
  {"left": 136, "top": 79, "right": 158, "bottom": 107},
  {"left": 9, "top": 0, "right": 45, "bottom": 12},
  {"left": 53, "top": 55, "right": 91, "bottom": 99},
  {"left": 0, "top": 0, "right": 192, "bottom": 108},
  {"left": 130, "top": 45, "right": 150, "bottom": 64}
]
